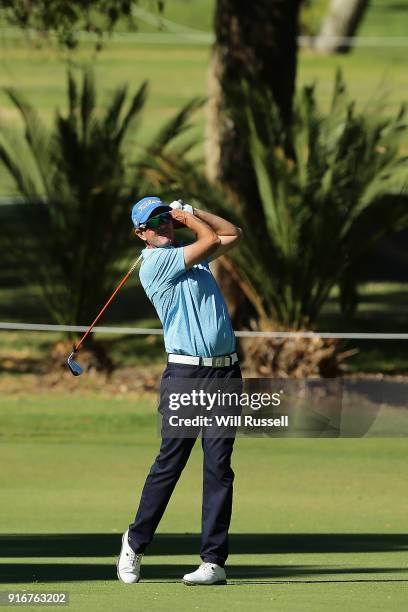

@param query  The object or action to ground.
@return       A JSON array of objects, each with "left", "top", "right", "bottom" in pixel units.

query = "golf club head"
[{"left": 67, "top": 352, "right": 83, "bottom": 376}]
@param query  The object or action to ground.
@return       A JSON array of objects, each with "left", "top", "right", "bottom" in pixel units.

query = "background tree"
[
  {"left": 315, "top": 0, "right": 370, "bottom": 53},
  {"left": 206, "top": 0, "right": 302, "bottom": 326},
  {"left": 0, "top": 0, "right": 135, "bottom": 48},
  {"left": 207, "top": 0, "right": 301, "bottom": 180}
]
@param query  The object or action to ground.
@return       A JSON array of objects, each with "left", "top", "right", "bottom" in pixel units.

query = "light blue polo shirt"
[{"left": 139, "top": 246, "right": 236, "bottom": 357}]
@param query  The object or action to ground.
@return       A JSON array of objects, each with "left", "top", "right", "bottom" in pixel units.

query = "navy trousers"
[{"left": 128, "top": 360, "right": 242, "bottom": 567}]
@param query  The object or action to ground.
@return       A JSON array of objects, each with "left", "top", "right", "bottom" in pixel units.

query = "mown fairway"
[
  {"left": 0, "top": 391, "right": 407, "bottom": 610},
  {"left": 0, "top": 27, "right": 407, "bottom": 197}
]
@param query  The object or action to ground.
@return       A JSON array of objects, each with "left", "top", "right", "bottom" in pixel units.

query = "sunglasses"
[{"left": 142, "top": 212, "right": 172, "bottom": 230}]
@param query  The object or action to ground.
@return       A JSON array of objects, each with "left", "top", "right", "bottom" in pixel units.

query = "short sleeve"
[{"left": 140, "top": 247, "right": 185, "bottom": 292}]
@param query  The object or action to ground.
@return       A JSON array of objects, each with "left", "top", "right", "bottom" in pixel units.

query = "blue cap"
[{"left": 131, "top": 196, "right": 170, "bottom": 229}]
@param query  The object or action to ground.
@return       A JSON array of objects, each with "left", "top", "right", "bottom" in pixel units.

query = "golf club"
[{"left": 67, "top": 255, "right": 142, "bottom": 376}]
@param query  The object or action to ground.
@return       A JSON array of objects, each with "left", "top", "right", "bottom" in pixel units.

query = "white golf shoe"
[
  {"left": 183, "top": 562, "right": 227, "bottom": 585},
  {"left": 117, "top": 530, "right": 143, "bottom": 584}
]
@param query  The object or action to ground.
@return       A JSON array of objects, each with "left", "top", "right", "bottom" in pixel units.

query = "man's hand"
[
  {"left": 169, "top": 200, "right": 183, "bottom": 210},
  {"left": 170, "top": 199, "right": 194, "bottom": 215},
  {"left": 169, "top": 208, "right": 188, "bottom": 229}
]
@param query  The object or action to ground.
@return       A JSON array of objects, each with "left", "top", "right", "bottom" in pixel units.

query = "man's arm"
[
  {"left": 192, "top": 208, "right": 242, "bottom": 261},
  {"left": 170, "top": 209, "right": 220, "bottom": 269}
]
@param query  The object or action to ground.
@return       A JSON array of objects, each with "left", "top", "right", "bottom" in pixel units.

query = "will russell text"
[{"left": 168, "top": 415, "right": 289, "bottom": 427}]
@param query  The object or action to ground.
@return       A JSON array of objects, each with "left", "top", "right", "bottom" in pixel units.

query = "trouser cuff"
[{"left": 201, "top": 555, "right": 225, "bottom": 568}]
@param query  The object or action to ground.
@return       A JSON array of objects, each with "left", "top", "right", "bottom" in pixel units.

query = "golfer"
[{"left": 117, "top": 196, "right": 242, "bottom": 585}]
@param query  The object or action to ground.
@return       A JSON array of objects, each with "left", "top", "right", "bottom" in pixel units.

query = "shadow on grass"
[
  {"left": 377, "top": 3, "right": 408, "bottom": 12},
  {"left": 325, "top": 290, "right": 408, "bottom": 308},
  {"left": 1, "top": 533, "right": 408, "bottom": 557},
  {"left": 0, "top": 357, "right": 45, "bottom": 375},
  {"left": 1, "top": 563, "right": 408, "bottom": 584},
  {"left": 102, "top": 334, "right": 165, "bottom": 366}
]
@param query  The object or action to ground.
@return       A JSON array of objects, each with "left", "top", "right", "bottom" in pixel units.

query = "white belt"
[{"left": 168, "top": 352, "right": 238, "bottom": 367}]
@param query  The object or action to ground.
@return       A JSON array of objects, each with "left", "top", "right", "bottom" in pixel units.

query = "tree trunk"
[
  {"left": 315, "top": 0, "right": 370, "bottom": 53},
  {"left": 206, "top": 0, "right": 301, "bottom": 327}
]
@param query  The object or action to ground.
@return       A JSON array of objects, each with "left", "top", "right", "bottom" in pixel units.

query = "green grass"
[
  {"left": 0, "top": 564, "right": 406, "bottom": 612},
  {"left": 0, "top": 573, "right": 405, "bottom": 612},
  {"left": 359, "top": 0, "right": 408, "bottom": 38},
  {"left": 0, "top": 393, "right": 407, "bottom": 610},
  {"left": 1, "top": 394, "right": 407, "bottom": 531},
  {"left": 134, "top": 0, "right": 216, "bottom": 32},
  {"left": 0, "top": 40, "right": 209, "bottom": 196},
  {"left": 1, "top": 9, "right": 408, "bottom": 196},
  {"left": 1, "top": 34, "right": 406, "bottom": 121}
]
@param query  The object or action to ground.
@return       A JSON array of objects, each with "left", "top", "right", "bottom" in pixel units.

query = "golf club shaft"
[{"left": 73, "top": 256, "right": 142, "bottom": 353}]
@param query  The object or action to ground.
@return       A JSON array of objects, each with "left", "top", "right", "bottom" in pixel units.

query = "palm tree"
[
  {"left": 144, "top": 72, "right": 408, "bottom": 376},
  {"left": 0, "top": 68, "right": 201, "bottom": 369}
]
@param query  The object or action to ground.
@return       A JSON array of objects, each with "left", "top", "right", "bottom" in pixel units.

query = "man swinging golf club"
[{"left": 117, "top": 196, "right": 242, "bottom": 585}]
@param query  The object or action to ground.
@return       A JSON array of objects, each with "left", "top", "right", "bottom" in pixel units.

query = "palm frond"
[
  {"left": 148, "top": 97, "right": 204, "bottom": 153},
  {"left": 0, "top": 68, "right": 202, "bottom": 327},
  {"left": 115, "top": 80, "right": 148, "bottom": 146},
  {"left": 80, "top": 69, "right": 96, "bottom": 141},
  {"left": 4, "top": 88, "right": 52, "bottom": 198},
  {"left": 104, "top": 83, "right": 128, "bottom": 134},
  {"left": 67, "top": 69, "right": 78, "bottom": 122},
  {"left": 162, "top": 72, "right": 408, "bottom": 328}
]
